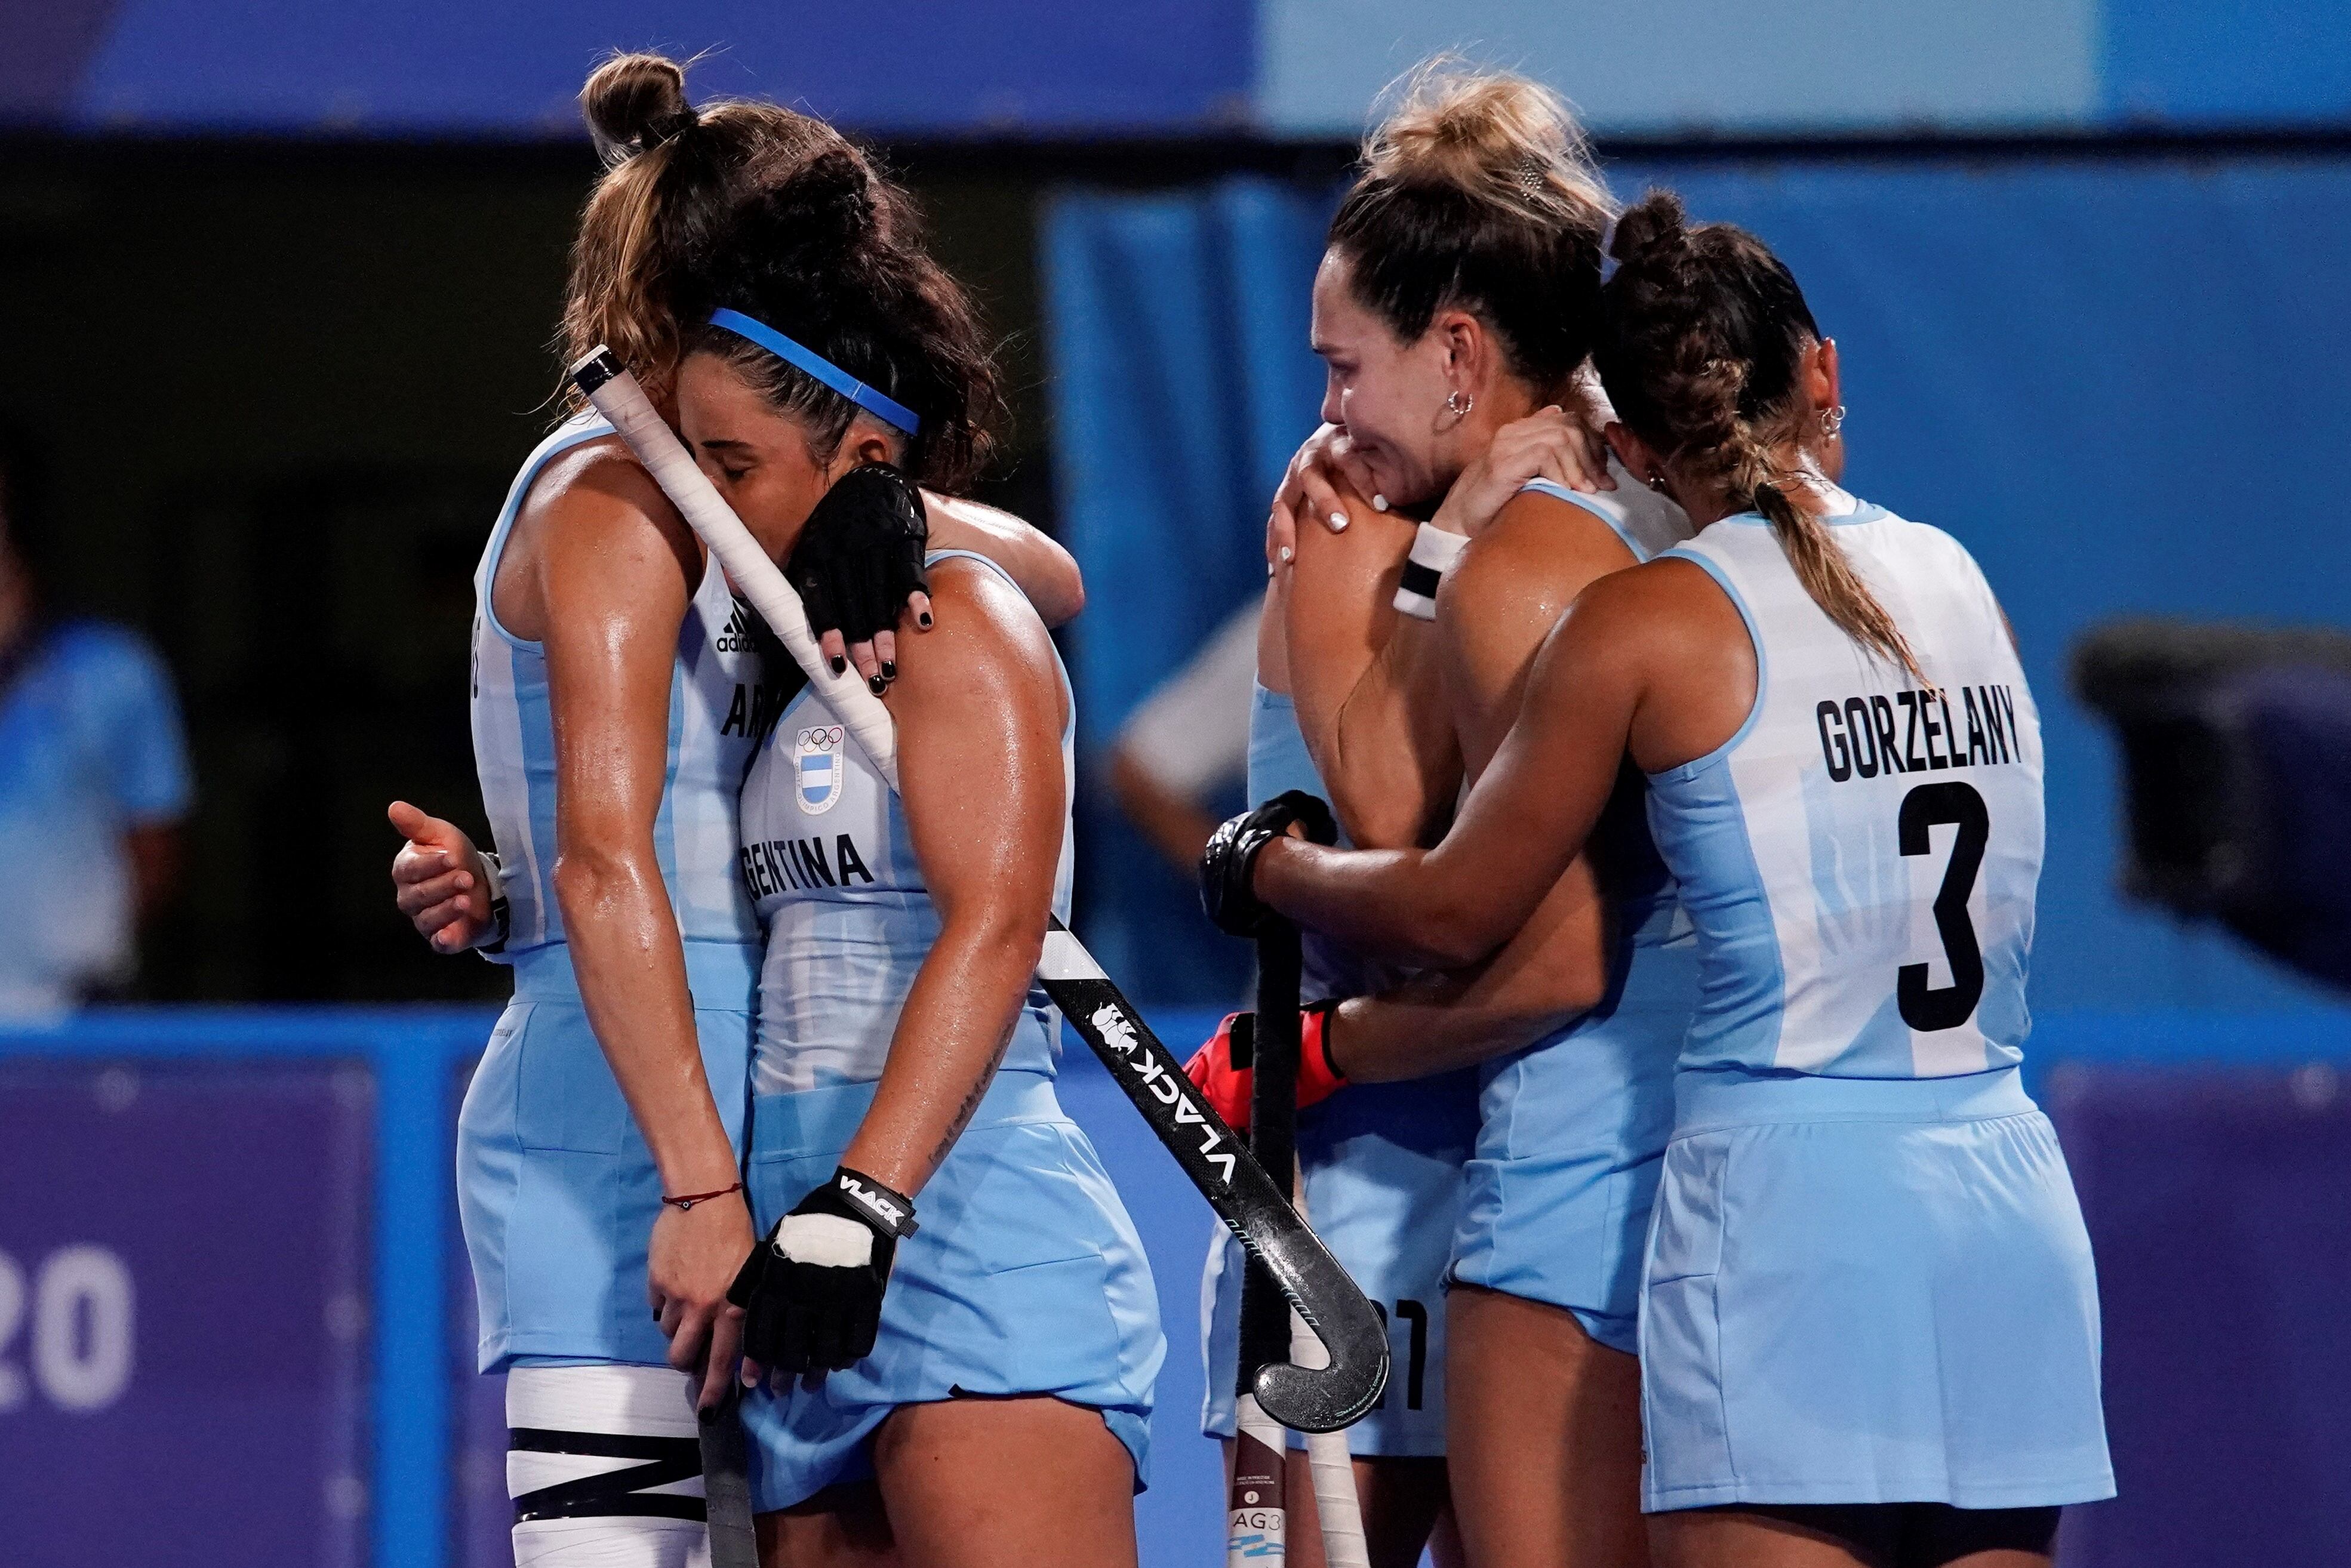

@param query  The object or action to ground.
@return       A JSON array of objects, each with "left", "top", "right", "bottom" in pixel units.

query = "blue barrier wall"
[
  {"left": 6, "top": 1005, "right": 2351, "bottom": 1566},
  {"left": 1044, "top": 155, "right": 2351, "bottom": 1010}
]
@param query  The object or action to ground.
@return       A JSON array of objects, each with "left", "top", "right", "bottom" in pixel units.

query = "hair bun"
[
  {"left": 1608, "top": 190, "right": 1690, "bottom": 269},
  {"left": 581, "top": 53, "right": 694, "bottom": 165},
  {"left": 1364, "top": 58, "right": 1597, "bottom": 208}
]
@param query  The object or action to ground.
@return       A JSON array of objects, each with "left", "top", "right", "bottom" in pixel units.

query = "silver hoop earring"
[
  {"left": 1820, "top": 404, "right": 1846, "bottom": 437},
  {"left": 1444, "top": 389, "right": 1475, "bottom": 421}
]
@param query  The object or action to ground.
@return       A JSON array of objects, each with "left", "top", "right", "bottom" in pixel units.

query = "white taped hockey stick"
[
  {"left": 571, "top": 348, "right": 1388, "bottom": 1437},
  {"left": 1292, "top": 1210, "right": 1371, "bottom": 1567}
]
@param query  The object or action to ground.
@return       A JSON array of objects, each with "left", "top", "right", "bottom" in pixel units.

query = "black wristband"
[
  {"left": 1307, "top": 999, "right": 1344, "bottom": 1081},
  {"left": 829, "top": 1165, "right": 919, "bottom": 1239}
]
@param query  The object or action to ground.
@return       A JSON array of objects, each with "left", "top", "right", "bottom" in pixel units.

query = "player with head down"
[
  {"left": 385, "top": 53, "right": 1087, "bottom": 1568},
  {"left": 666, "top": 142, "right": 1163, "bottom": 1567}
]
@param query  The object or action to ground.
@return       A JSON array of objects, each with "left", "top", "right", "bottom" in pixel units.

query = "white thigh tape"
[{"left": 507, "top": 1365, "right": 705, "bottom": 1525}]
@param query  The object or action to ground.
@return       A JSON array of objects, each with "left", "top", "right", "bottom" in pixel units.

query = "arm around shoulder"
[{"left": 922, "top": 493, "right": 1085, "bottom": 627}]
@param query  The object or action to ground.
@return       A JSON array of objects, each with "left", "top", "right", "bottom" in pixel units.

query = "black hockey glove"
[
  {"left": 1198, "top": 789, "right": 1337, "bottom": 938},
  {"left": 787, "top": 463, "right": 930, "bottom": 660},
  {"left": 728, "top": 1165, "right": 917, "bottom": 1375}
]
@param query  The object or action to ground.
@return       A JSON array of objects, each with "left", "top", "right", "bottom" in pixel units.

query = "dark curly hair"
[
  {"left": 557, "top": 53, "right": 842, "bottom": 414},
  {"left": 1594, "top": 190, "right": 1919, "bottom": 679},
  {"left": 681, "top": 145, "right": 1002, "bottom": 493}
]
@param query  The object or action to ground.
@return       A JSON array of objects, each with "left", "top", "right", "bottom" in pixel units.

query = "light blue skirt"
[
  {"left": 1200, "top": 1072, "right": 1478, "bottom": 1456},
  {"left": 1449, "top": 932, "right": 1690, "bottom": 1355},
  {"left": 741, "top": 1070, "right": 1164, "bottom": 1511},
  {"left": 456, "top": 941, "right": 757, "bottom": 1370},
  {"left": 1640, "top": 1067, "right": 2116, "bottom": 1512}
]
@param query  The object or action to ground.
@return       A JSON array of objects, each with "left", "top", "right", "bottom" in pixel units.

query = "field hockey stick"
[
  {"left": 697, "top": 1383, "right": 758, "bottom": 1568},
  {"left": 1291, "top": 1194, "right": 1371, "bottom": 1568},
  {"left": 1227, "top": 917, "right": 1302, "bottom": 1565},
  {"left": 572, "top": 348, "right": 1389, "bottom": 1434}
]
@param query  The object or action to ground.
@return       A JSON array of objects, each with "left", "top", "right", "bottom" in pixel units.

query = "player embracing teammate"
[
  {"left": 392, "top": 47, "right": 2114, "bottom": 1568},
  {"left": 1204, "top": 186, "right": 2114, "bottom": 1567}
]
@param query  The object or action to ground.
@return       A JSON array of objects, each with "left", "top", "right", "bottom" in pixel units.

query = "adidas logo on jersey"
[{"left": 714, "top": 600, "right": 760, "bottom": 654}]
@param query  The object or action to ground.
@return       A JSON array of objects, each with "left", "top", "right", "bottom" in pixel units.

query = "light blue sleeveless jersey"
[
  {"left": 739, "top": 550, "right": 1075, "bottom": 1095},
  {"left": 1633, "top": 501, "right": 2105, "bottom": 1514},
  {"left": 1438, "top": 475, "right": 1694, "bottom": 1353},
  {"left": 470, "top": 412, "right": 770, "bottom": 961},
  {"left": 458, "top": 414, "right": 771, "bottom": 1370},
  {"left": 1648, "top": 501, "right": 2044, "bottom": 1080}
]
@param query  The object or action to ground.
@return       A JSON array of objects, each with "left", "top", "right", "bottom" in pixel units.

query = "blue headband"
[{"left": 707, "top": 307, "right": 922, "bottom": 436}]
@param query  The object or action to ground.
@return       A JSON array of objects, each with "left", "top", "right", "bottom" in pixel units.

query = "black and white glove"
[
  {"left": 787, "top": 463, "right": 930, "bottom": 658},
  {"left": 728, "top": 1165, "right": 918, "bottom": 1375},
  {"left": 1198, "top": 789, "right": 1337, "bottom": 937}
]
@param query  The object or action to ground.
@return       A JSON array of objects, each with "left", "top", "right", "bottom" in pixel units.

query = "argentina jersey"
[
  {"left": 469, "top": 412, "right": 773, "bottom": 957},
  {"left": 1647, "top": 500, "right": 2044, "bottom": 1080},
  {"left": 740, "top": 550, "right": 1075, "bottom": 1096}
]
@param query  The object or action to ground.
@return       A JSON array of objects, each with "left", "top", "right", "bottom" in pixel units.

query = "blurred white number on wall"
[{"left": 0, "top": 1245, "right": 136, "bottom": 1413}]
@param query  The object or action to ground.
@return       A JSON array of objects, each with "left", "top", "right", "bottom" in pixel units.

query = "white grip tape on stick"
[{"left": 574, "top": 353, "right": 902, "bottom": 790}]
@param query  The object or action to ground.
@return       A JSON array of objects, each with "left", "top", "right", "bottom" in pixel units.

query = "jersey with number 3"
[{"left": 1647, "top": 501, "right": 2042, "bottom": 1080}]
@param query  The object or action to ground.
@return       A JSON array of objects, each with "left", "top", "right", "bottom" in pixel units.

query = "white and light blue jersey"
[
  {"left": 1648, "top": 500, "right": 2043, "bottom": 1080},
  {"left": 470, "top": 413, "right": 771, "bottom": 961},
  {"left": 742, "top": 550, "right": 1075, "bottom": 1096}
]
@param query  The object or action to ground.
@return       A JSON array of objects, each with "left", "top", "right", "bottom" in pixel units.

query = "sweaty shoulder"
[
  {"left": 1567, "top": 555, "right": 1757, "bottom": 772},
  {"left": 1441, "top": 485, "right": 1641, "bottom": 627},
  {"left": 888, "top": 556, "right": 1062, "bottom": 724},
  {"left": 522, "top": 437, "right": 690, "bottom": 547},
  {"left": 500, "top": 436, "right": 700, "bottom": 639}
]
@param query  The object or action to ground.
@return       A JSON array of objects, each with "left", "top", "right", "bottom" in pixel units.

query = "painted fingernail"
[
  {"left": 1372, "top": 494, "right": 1389, "bottom": 512},
  {"left": 917, "top": 612, "right": 933, "bottom": 629},
  {"left": 869, "top": 674, "right": 888, "bottom": 695},
  {"left": 1330, "top": 511, "right": 1348, "bottom": 531},
  {"left": 829, "top": 656, "right": 847, "bottom": 676},
  {"left": 879, "top": 661, "right": 896, "bottom": 681}
]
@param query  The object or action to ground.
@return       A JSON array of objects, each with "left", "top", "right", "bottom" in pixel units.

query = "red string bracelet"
[{"left": 661, "top": 1182, "right": 743, "bottom": 1211}]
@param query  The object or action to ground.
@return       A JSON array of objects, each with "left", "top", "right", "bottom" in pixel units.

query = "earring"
[
  {"left": 1444, "top": 389, "right": 1475, "bottom": 423},
  {"left": 1647, "top": 473, "right": 1670, "bottom": 493},
  {"left": 1820, "top": 404, "right": 1846, "bottom": 437}
]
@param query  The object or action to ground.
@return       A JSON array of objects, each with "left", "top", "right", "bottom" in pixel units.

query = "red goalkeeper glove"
[{"left": 1183, "top": 1002, "right": 1346, "bottom": 1133}]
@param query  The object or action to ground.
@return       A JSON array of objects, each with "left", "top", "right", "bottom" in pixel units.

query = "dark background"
[{"left": 0, "top": 134, "right": 1088, "bottom": 1000}]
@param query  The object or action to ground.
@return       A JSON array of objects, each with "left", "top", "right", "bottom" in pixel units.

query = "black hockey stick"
[
  {"left": 1226, "top": 918, "right": 1302, "bottom": 1562},
  {"left": 573, "top": 348, "right": 1388, "bottom": 1434},
  {"left": 697, "top": 1384, "right": 758, "bottom": 1568}
]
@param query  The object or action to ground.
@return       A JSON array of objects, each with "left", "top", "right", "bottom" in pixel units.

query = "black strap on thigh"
[{"left": 508, "top": 1426, "right": 706, "bottom": 1524}]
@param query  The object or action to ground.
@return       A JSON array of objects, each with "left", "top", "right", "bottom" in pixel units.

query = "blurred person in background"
[
  {"left": 0, "top": 422, "right": 190, "bottom": 1020},
  {"left": 1107, "top": 596, "right": 1258, "bottom": 870}
]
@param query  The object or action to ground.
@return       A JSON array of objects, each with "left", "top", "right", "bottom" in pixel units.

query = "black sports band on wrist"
[{"left": 832, "top": 1166, "right": 919, "bottom": 1237}]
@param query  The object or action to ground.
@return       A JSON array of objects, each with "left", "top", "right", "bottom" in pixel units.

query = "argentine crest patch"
[{"left": 795, "top": 725, "right": 846, "bottom": 815}]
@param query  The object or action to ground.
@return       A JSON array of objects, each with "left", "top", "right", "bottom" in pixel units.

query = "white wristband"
[
  {"left": 1391, "top": 523, "right": 1471, "bottom": 620},
  {"left": 473, "top": 851, "right": 511, "bottom": 956}
]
